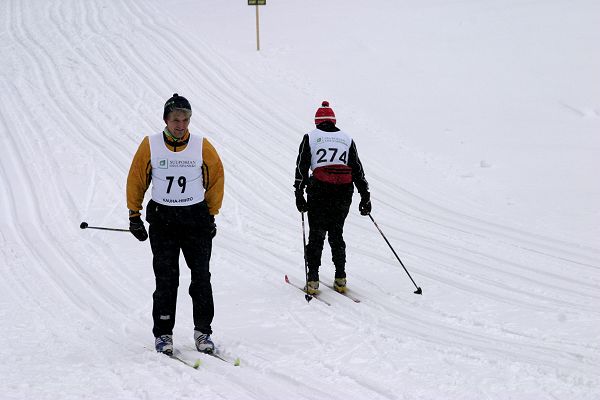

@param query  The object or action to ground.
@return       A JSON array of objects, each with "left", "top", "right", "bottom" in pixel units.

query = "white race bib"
[
  {"left": 308, "top": 129, "right": 352, "bottom": 170},
  {"left": 149, "top": 133, "right": 205, "bottom": 206}
]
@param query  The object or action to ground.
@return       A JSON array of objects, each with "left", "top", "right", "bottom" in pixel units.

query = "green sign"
[{"left": 248, "top": 0, "right": 266, "bottom": 5}]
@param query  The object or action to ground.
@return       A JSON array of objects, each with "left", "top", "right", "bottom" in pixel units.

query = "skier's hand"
[
  {"left": 129, "top": 215, "right": 148, "bottom": 241},
  {"left": 209, "top": 215, "right": 217, "bottom": 239},
  {"left": 359, "top": 192, "right": 371, "bottom": 216},
  {"left": 295, "top": 190, "right": 308, "bottom": 213}
]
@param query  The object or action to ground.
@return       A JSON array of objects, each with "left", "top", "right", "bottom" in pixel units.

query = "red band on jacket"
[{"left": 313, "top": 165, "right": 353, "bottom": 184}]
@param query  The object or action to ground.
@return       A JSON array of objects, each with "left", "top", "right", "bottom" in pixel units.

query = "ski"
[
  {"left": 181, "top": 345, "right": 241, "bottom": 366},
  {"left": 206, "top": 351, "right": 241, "bottom": 366},
  {"left": 153, "top": 347, "right": 240, "bottom": 368},
  {"left": 168, "top": 351, "right": 202, "bottom": 369},
  {"left": 284, "top": 274, "right": 332, "bottom": 306},
  {"left": 319, "top": 280, "right": 361, "bottom": 303}
]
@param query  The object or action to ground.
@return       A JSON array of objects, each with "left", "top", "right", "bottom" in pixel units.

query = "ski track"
[
  {"left": 221, "top": 238, "right": 598, "bottom": 379},
  {"left": 7, "top": 1, "right": 141, "bottom": 306},
  {"left": 370, "top": 172, "right": 599, "bottom": 266},
  {"left": 2, "top": 1, "right": 599, "bottom": 399},
  {"left": 350, "top": 228, "right": 600, "bottom": 313},
  {"left": 1, "top": 81, "right": 126, "bottom": 322}
]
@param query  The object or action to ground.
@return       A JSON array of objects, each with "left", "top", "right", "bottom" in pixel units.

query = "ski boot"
[
  {"left": 333, "top": 277, "right": 347, "bottom": 293},
  {"left": 155, "top": 335, "right": 173, "bottom": 355},
  {"left": 304, "top": 280, "right": 320, "bottom": 295},
  {"left": 194, "top": 331, "right": 215, "bottom": 354}
]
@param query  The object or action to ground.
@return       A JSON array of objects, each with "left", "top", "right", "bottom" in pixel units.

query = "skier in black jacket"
[{"left": 294, "top": 101, "right": 371, "bottom": 294}]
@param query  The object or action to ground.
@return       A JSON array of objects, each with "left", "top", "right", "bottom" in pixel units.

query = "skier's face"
[{"left": 165, "top": 111, "right": 190, "bottom": 139}]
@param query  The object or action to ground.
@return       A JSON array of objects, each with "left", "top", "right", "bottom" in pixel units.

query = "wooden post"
[
  {"left": 256, "top": 4, "right": 260, "bottom": 51},
  {"left": 248, "top": 0, "right": 265, "bottom": 51}
]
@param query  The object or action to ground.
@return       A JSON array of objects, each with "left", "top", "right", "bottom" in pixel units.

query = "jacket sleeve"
[
  {"left": 126, "top": 136, "right": 152, "bottom": 213},
  {"left": 202, "top": 138, "right": 224, "bottom": 215},
  {"left": 348, "top": 140, "right": 369, "bottom": 195},
  {"left": 294, "top": 134, "right": 311, "bottom": 191}
]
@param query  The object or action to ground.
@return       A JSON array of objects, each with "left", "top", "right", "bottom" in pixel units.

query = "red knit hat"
[{"left": 314, "top": 101, "right": 336, "bottom": 125}]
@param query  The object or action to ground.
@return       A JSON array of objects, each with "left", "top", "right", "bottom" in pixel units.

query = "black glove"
[
  {"left": 129, "top": 215, "right": 148, "bottom": 241},
  {"left": 359, "top": 192, "right": 372, "bottom": 216},
  {"left": 295, "top": 190, "right": 308, "bottom": 213},
  {"left": 209, "top": 215, "right": 217, "bottom": 239}
]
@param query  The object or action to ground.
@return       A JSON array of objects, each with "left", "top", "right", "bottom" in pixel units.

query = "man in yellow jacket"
[{"left": 126, "top": 93, "right": 224, "bottom": 356}]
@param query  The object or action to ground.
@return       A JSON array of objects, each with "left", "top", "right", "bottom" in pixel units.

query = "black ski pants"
[
  {"left": 147, "top": 202, "right": 214, "bottom": 337},
  {"left": 305, "top": 181, "right": 353, "bottom": 281}
]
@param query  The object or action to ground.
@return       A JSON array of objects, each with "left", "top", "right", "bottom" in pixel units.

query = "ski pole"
[
  {"left": 301, "top": 212, "right": 313, "bottom": 303},
  {"left": 368, "top": 214, "right": 422, "bottom": 295},
  {"left": 80, "top": 221, "right": 130, "bottom": 232}
]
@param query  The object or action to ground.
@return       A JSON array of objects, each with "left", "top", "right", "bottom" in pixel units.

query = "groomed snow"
[{"left": 1, "top": 1, "right": 599, "bottom": 399}]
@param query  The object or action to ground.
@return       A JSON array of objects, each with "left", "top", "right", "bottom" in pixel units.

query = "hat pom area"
[{"left": 321, "top": 100, "right": 329, "bottom": 107}]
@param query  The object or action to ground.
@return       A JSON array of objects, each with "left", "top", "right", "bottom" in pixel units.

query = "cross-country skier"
[
  {"left": 126, "top": 94, "right": 224, "bottom": 356},
  {"left": 294, "top": 101, "right": 371, "bottom": 294}
]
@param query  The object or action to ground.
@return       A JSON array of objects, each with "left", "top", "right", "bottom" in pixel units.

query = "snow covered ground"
[{"left": 1, "top": 0, "right": 599, "bottom": 399}]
